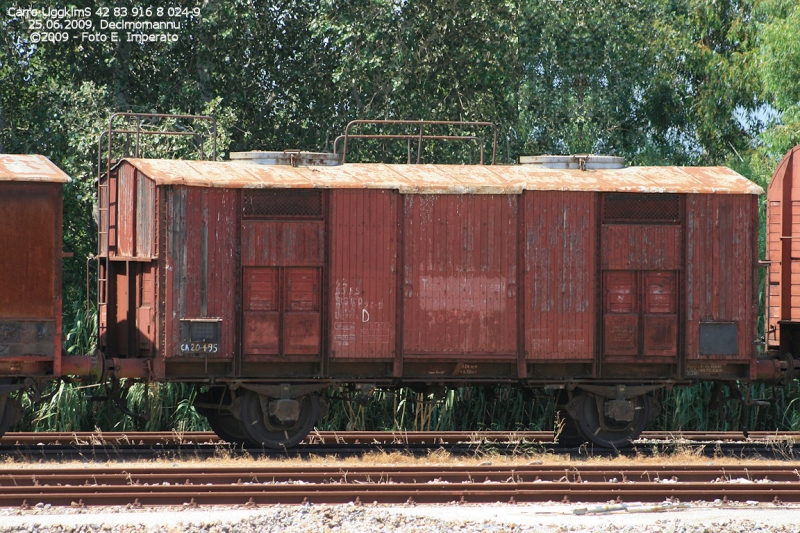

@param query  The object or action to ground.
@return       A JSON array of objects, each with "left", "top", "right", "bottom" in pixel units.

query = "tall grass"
[
  {"left": 20, "top": 379, "right": 800, "bottom": 434},
  {"left": 318, "top": 386, "right": 555, "bottom": 432},
  {"left": 63, "top": 301, "right": 97, "bottom": 356},
  {"left": 16, "top": 304, "right": 209, "bottom": 432},
  {"left": 17, "top": 380, "right": 210, "bottom": 432},
  {"left": 320, "top": 382, "right": 800, "bottom": 434}
]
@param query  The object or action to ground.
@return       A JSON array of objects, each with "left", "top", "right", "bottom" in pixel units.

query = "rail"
[
  {"left": 2, "top": 430, "right": 794, "bottom": 446},
  {"left": 2, "top": 463, "right": 798, "bottom": 507}
]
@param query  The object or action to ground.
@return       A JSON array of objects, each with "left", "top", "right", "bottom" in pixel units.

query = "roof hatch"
[
  {"left": 519, "top": 154, "right": 625, "bottom": 170},
  {"left": 230, "top": 151, "right": 340, "bottom": 167}
]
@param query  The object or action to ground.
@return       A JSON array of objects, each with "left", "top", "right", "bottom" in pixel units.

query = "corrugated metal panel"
[
  {"left": 766, "top": 146, "right": 800, "bottom": 345},
  {"left": 329, "top": 189, "right": 398, "bottom": 359},
  {"left": 135, "top": 171, "right": 156, "bottom": 257},
  {"left": 601, "top": 225, "right": 682, "bottom": 270},
  {"left": 0, "top": 155, "right": 71, "bottom": 183},
  {"left": 524, "top": 191, "right": 596, "bottom": 360},
  {"left": 164, "top": 187, "right": 238, "bottom": 359},
  {"left": 686, "top": 194, "right": 756, "bottom": 361},
  {"left": 117, "top": 164, "right": 135, "bottom": 257},
  {"left": 0, "top": 182, "right": 62, "bottom": 360},
  {"left": 241, "top": 221, "right": 325, "bottom": 266},
  {"left": 402, "top": 195, "right": 517, "bottom": 355},
  {"left": 119, "top": 158, "right": 763, "bottom": 195}
]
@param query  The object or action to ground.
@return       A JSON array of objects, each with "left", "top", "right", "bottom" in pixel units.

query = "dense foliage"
[{"left": 2, "top": 0, "right": 800, "bottom": 432}]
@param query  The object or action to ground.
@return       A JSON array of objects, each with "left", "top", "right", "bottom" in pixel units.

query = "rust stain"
[
  {"left": 118, "top": 159, "right": 762, "bottom": 195},
  {"left": 0, "top": 155, "right": 71, "bottom": 183},
  {"left": 766, "top": 146, "right": 800, "bottom": 346},
  {"left": 329, "top": 189, "right": 397, "bottom": 359},
  {"left": 403, "top": 194, "right": 517, "bottom": 356},
  {"left": 0, "top": 176, "right": 63, "bottom": 365}
]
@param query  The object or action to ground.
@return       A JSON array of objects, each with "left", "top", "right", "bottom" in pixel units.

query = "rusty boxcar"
[
  {"left": 765, "top": 146, "right": 800, "bottom": 365},
  {"left": 86, "top": 149, "right": 781, "bottom": 448},
  {"left": 0, "top": 155, "right": 71, "bottom": 433}
]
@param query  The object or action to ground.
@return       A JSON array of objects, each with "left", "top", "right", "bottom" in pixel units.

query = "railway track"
[
  {"left": 3, "top": 430, "right": 798, "bottom": 446},
  {"left": 0, "top": 431, "right": 797, "bottom": 461},
  {"left": 2, "top": 463, "right": 799, "bottom": 507}
]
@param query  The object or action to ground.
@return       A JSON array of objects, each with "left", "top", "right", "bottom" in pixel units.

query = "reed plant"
[
  {"left": 15, "top": 305, "right": 210, "bottom": 432},
  {"left": 21, "top": 380, "right": 800, "bottom": 434},
  {"left": 18, "top": 380, "right": 210, "bottom": 432},
  {"left": 317, "top": 386, "right": 555, "bottom": 432}
]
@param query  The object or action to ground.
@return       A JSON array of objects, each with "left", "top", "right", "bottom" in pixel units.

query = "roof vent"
[
  {"left": 229, "top": 151, "right": 340, "bottom": 167},
  {"left": 519, "top": 154, "right": 625, "bottom": 170}
]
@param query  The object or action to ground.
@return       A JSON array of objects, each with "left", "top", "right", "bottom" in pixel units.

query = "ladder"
[{"left": 94, "top": 113, "right": 218, "bottom": 348}]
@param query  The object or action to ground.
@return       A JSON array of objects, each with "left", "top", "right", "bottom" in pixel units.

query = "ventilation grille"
[
  {"left": 180, "top": 319, "right": 221, "bottom": 343},
  {"left": 603, "top": 194, "right": 680, "bottom": 224},
  {"left": 243, "top": 189, "right": 323, "bottom": 218}
]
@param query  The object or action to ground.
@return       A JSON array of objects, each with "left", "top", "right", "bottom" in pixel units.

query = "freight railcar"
[
  {"left": 90, "top": 149, "right": 776, "bottom": 448},
  {"left": 3, "top": 140, "right": 797, "bottom": 449}
]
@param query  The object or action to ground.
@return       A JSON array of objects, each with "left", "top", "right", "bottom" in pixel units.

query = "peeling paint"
[
  {"left": 117, "top": 159, "right": 763, "bottom": 195},
  {"left": 0, "top": 155, "right": 71, "bottom": 183}
]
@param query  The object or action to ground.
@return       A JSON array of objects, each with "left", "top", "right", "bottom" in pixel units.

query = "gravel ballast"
[{"left": 0, "top": 503, "right": 799, "bottom": 533}]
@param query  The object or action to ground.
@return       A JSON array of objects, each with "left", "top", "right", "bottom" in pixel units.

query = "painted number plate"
[{"left": 180, "top": 342, "right": 219, "bottom": 354}]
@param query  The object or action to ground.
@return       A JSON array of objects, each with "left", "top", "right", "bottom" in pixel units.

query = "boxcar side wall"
[
  {"left": 524, "top": 190, "right": 596, "bottom": 373},
  {"left": 115, "top": 174, "right": 758, "bottom": 386},
  {"left": 685, "top": 194, "right": 758, "bottom": 380},
  {"left": 766, "top": 146, "right": 800, "bottom": 356},
  {"left": 161, "top": 186, "right": 239, "bottom": 379},
  {"left": 0, "top": 182, "right": 62, "bottom": 376}
]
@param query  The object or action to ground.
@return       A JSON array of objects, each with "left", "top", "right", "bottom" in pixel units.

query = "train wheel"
[
  {"left": 195, "top": 387, "right": 249, "bottom": 445},
  {"left": 573, "top": 393, "right": 649, "bottom": 448},
  {"left": 206, "top": 410, "right": 249, "bottom": 446},
  {"left": 240, "top": 390, "right": 319, "bottom": 449}
]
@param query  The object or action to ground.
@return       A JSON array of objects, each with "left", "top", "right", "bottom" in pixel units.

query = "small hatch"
[
  {"left": 230, "top": 151, "right": 340, "bottom": 167},
  {"left": 519, "top": 154, "right": 625, "bottom": 170}
]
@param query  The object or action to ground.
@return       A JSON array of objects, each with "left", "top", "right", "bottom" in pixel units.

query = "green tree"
[
  {"left": 754, "top": 0, "right": 800, "bottom": 158},
  {"left": 518, "top": 0, "right": 761, "bottom": 164},
  {"left": 317, "top": 0, "right": 520, "bottom": 162}
]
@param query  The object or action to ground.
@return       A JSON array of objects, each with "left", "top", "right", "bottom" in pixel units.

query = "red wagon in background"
[
  {"left": 0, "top": 155, "right": 70, "bottom": 433},
  {"left": 765, "top": 146, "right": 800, "bottom": 367}
]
